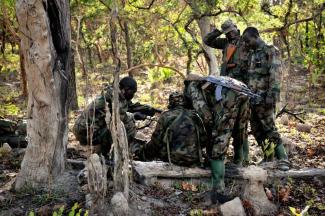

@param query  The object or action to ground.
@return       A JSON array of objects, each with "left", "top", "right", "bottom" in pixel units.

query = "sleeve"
[
  {"left": 127, "top": 101, "right": 156, "bottom": 116},
  {"left": 266, "top": 47, "right": 281, "bottom": 104},
  {"left": 203, "top": 29, "right": 228, "bottom": 49},
  {"left": 185, "top": 81, "right": 213, "bottom": 125}
]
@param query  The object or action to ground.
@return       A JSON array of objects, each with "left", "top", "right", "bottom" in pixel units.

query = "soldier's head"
[
  {"left": 221, "top": 20, "right": 239, "bottom": 41},
  {"left": 242, "top": 27, "right": 260, "bottom": 50},
  {"left": 168, "top": 92, "right": 185, "bottom": 109},
  {"left": 119, "top": 76, "right": 137, "bottom": 100}
]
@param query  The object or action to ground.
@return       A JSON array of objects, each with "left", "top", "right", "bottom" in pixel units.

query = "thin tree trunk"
[
  {"left": 18, "top": 44, "right": 27, "bottom": 97},
  {"left": 68, "top": 49, "right": 78, "bottom": 111},
  {"left": 15, "top": 0, "right": 71, "bottom": 190},
  {"left": 123, "top": 21, "right": 133, "bottom": 73},
  {"left": 197, "top": 17, "right": 218, "bottom": 75},
  {"left": 75, "top": 16, "right": 87, "bottom": 78},
  {"left": 110, "top": 1, "right": 129, "bottom": 200},
  {"left": 95, "top": 40, "right": 103, "bottom": 63}
]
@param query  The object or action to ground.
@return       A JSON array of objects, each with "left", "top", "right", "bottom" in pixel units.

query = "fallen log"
[
  {"left": 132, "top": 161, "right": 325, "bottom": 186},
  {"left": 66, "top": 159, "right": 325, "bottom": 185}
]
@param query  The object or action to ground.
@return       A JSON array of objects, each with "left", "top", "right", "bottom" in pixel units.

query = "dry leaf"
[
  {"left": 278, "top": 186, "right": 290, "bottom": 203},
  {"left": 181, "top": 181, "right": 198, "bottom": 192},
  {"left": 265, "top": 187, "right": 273, "bottom": 200},
  {"left": 306, "top": 148, "right": 316, "bottom": 157}
]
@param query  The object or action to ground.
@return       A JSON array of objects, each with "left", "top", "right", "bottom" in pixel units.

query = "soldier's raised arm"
[{"left": 203, "top": 28, "right": 228, "bottom": 49}]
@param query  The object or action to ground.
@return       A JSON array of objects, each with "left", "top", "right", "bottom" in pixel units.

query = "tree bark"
[
  {"left": 18, "top": 44, "right": 27, "bottom": 97},
  {"left": 123, "top": 21, "right": 133, "bottom": 71},
  {"left": 110, "top": 1, "right": 129, "bottom": 200},
  {"left": 196, "top": 17, "right": 218, "bottom": 75},
  {"left": 68, "top": 49, "right": 79, "bottom": 111},
  {"left": 15, "top": 0, "right": 71, "bottom": 190}
]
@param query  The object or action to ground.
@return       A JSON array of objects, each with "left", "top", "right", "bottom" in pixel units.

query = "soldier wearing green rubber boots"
[
  {"left": 183, "top": 74, "right": 250, "bottom": 204},
  {"left": 204, "top": 19, "right": 250, "bottom": 165},
  {"left": 242, "top": 27, "right": 290, "bottom": 171}
]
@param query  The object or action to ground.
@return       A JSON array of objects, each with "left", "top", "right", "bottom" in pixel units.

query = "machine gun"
[{"left": 205, "top": 76, "right": 262, "bottom": 102}]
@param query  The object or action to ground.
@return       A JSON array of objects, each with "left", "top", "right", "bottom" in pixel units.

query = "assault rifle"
[
  {"left": 205, "top": 76, "right": 262, "bottom": 102},
  {"left": 128, "top": 102, "right": 163, "bottom": 117}
]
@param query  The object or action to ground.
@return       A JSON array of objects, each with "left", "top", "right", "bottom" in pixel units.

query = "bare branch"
[
  {"left": 124, "top": 63, "right": 186, "bottom": 79},
  {"left": 261, "top": 5, "right": 324, "bottom": 33}
]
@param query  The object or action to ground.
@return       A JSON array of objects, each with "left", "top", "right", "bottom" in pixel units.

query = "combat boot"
[
  {"left": 210, "top": 159, "right": 232, "bottom": 204},
  {"left": 275, "top": 143, "right": 290, "bottom": 171}
]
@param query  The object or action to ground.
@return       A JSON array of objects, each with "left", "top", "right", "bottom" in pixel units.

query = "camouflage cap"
[
  {"left": 168, "top": 92, "right": 185, "bottom": 108},
  {"left": 221, "top": 19, "right": 237, "bottom": 34}
]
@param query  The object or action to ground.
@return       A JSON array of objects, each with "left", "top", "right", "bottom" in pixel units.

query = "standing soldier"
[
  {"left": 242, "top": 27, "right": 290, "bottom": 171},
  {"left": 184, "top": 74, "right": 250, "bottom": 204},
  {"left": 203, "top": 20, "right": 250, "bottom": 165}
]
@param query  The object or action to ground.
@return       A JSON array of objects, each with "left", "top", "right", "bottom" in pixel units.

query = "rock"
[
  {"left": 242, "top": 166, "right": 277, "bottom": 215},
  {"left": 296, "top": 123, "right": 312, "bottom": 133},
  {"left": 280, "top": 115, "right": 289, "bottom": 125},
  {"left": 219, "top": 197, "right": 246, "bottom": 216},
  {"left": 111, "top": 192, "right": 129, "bottom": 216},
  {"left": 2, "top": 143, "right": 12, "bottom": 153}
]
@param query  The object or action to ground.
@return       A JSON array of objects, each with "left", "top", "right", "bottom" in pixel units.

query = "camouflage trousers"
[
  {"left": 250, "top": 104, "right": 285, "bottom": 160},
  {"left": 210, "top": 89, "right": 250, "bottom": 160}
]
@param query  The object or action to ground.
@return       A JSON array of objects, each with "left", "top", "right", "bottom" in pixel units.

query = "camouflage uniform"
[
  {"left": 183, "top": 75, "right": 250, "bottom": 160},
  {"left": 247, "top": 41, "right": 287, "bottom": 161},
  {"left": 73, "top": 85, "right": 135, "bottom": 156},
  {"left": 203, "top": 20, "right": 250, "bottom": 163},
  {"left": 203, "top": 21, "right": 249, "bottom": 83},
  {"left": 143, "top": 92, "right": 207, "bottom": 166},
  {"left": 184, "top": 75, "right": 250, "bottom": 196}
]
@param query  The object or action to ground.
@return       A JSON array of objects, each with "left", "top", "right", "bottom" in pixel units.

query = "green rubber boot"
[
  {"left": 275, "top": 143, "right": 290, "bottom": 171},
  {"left": 210, "top": 159, "right": 232, "bottom": 204}
]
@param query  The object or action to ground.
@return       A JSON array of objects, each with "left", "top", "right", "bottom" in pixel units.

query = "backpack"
[{"left": 163, "top": 109, "right": 205, "bottom": 166}]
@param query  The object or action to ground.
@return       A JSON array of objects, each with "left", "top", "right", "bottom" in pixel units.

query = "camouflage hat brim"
[{"left": 222, "top": 26, "right": 237, "bottom": 34}]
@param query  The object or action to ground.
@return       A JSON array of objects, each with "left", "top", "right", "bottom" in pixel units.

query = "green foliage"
[
  {"left": 189, "top": 208, "right": 203, "bottom": 216},
  {"left": 148, "top": 68, "right": 174, "bottom": 83}
]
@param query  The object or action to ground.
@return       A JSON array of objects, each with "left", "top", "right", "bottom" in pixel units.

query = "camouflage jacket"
[
  {"left": 74, "top": 85, "right": 129, "bottom": 134},
  {"left": 203, "top": 29, "right": 249, "bottom": 83},
  {"left": 247, "top": 41, "right": 281, "bottom": 105}
]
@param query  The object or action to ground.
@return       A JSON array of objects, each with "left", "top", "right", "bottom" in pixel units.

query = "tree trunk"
[
  {"left": 197, "top": 17, "right": 219, "bottom": 75},
  {"left": 68, "top": 49, "right": 79, "bottom": 111},
  {"left": 110, "top": 1, "right": 129, "bottom": 200},
  {"left": 18, "top": 44, "right": 27, "bottom": 97},
  {"left": 15, "top": 0, "right": 71, "bottom": 190},
  {"left": 123, "top": 21, "right": 133, "bottom": 72}
]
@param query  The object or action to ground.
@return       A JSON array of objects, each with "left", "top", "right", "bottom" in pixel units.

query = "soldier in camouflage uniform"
[
  {"left": 142, "top": 92, "right": 207, "bottom": 166},
  {"left": 204, "top": 20, "right": 250, "bottom": 164},
  {"left": 183, "top": 74, "right": 250, "bottom": 204},
  {"left": 242, "top": 27, "right": 289, "bottom": 171},
  {"left": 73, "top": 77, "right": 158, "bottom": 157}
]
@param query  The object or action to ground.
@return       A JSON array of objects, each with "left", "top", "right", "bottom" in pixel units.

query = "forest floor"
[{"left": 0, "top": 65, "right": 324, "bottom": 215}]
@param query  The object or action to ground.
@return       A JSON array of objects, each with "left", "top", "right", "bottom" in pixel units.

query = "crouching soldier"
[
  {"left": 141, "top": 92, "right": 207, "bottom": 167},
  {"left": 73, "top": 76, "right": 160, "bottom": 157},
  {"left": 183, "top": 74, "right": 251, "bottom": 204}
]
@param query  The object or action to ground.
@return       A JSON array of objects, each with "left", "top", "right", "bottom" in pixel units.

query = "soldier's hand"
[{"left": 133, "top": 112, "right": 147, "bottom": 120}]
